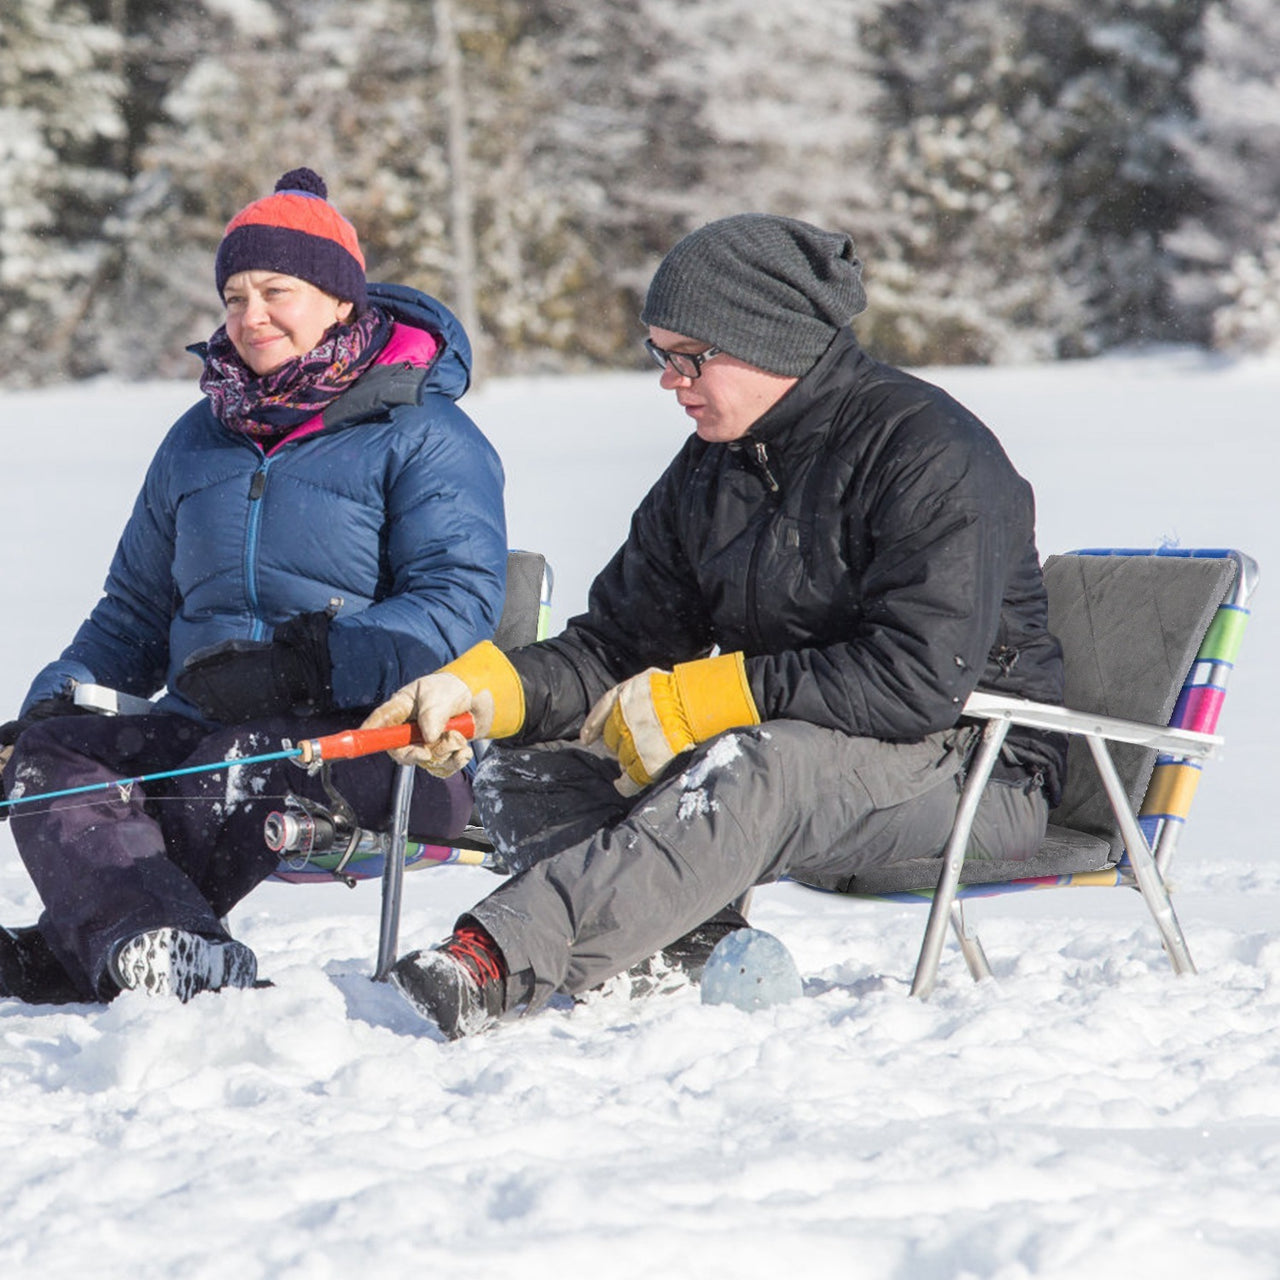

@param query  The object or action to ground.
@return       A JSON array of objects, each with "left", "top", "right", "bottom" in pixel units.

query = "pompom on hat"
[
  {"left": 641, "top": 213, "right": 867, "bottom": 377},
  {"left": 215, "top": 168, "right": 367, "bottom": 309}
]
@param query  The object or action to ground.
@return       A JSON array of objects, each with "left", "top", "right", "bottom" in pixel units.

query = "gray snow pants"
[{"left": 468, "top": 721, "right": 1049, "bottom": 1006}]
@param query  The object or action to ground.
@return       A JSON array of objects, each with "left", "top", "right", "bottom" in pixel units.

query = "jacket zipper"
[
  {"left": 745, "top": 440, "right": 781, "bottom": 647},
  {"left": 752, "top": 441, "right": 780, "bottom": 492},
  {"left": 245, "top": 457, "right": 272, "bottom": 640}
]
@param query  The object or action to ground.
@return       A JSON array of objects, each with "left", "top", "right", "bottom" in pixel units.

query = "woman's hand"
[{"left": 174, "top": 612, "right": 333, "bottom": 723}]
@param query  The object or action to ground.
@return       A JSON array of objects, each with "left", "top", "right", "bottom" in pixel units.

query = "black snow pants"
[{"left": 2, "top": 711, "right": 474, "bottom": 1000}]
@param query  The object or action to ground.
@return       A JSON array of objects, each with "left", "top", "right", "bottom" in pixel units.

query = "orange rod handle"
[{"left": 299, "top": 712, "right": 476, "bottom": 764}]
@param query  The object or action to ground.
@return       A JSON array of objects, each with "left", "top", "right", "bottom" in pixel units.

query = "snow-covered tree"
[
  {"left": 487, "top": 0, "right": 718, "bottom": 369},
  {"left": 634, "top": 0, "right": 887, "bottom": 337},
  {"left": 2, "top": 0, "right": 1265, "bottom": 383},
  {"left": 861, "top": 0, "right": 1207, "bottom": 363},
  {"left": 78, "top": 0, "right": 459, "bottom": 378},
  {"left": 1028, "top": 0, "right": 1210, "bottom": 351},
  {"left": 860, "top": 1, "right": 1075, "bottom": 363},
  {"left": 1168, "top": 0, "right": 1280, "bottom": 354},
  {"left": 512, "top": 0, "right": 889, "bottom": 368},
  {"left": 451, "top": 0, "right": 646, "bottom": 371},
  {"left": 0, "top": 0, "right": 126, "bottom": 382}
]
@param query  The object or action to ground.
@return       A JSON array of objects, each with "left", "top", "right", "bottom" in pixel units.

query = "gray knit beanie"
[{"left": 641, "top": 214, "right": 867, "bottom": 376}]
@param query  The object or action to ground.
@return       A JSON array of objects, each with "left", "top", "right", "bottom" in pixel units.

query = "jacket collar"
[
  {"left": 365, "top": 282, "right": 472, "bottom": 400},
  {"left": 307, "top": 284, "right": 474, "bottom": 435},
  {"left": 743, "top": 329, "right": 870, "bottom": 449},
  {"left": 317, "top": 328, "right": 432, "bottom": 431}
]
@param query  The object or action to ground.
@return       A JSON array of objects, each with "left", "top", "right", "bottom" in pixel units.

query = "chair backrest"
[
  {"left": 1045, "top": 550, "right": 1238, "bottom": 856},
  {"left": 493, "top": 549, "right": 553, "bottom": 650}
]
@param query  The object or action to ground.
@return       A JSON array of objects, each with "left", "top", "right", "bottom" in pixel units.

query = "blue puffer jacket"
[{"left": 22, "top": 284, "right": 507, "bottom": 720}]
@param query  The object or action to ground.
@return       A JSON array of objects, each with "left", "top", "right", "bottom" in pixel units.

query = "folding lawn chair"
[
  {"left": 810, "top": 547, "right": 1258, "bottom": 997},
  {"left": 265, "top": 549, "right": 554, "bottom": 979}
]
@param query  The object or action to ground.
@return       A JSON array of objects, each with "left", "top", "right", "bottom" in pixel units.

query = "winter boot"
[
  {"left": 110, "top": 927, "right": 258, "bottom": 1002},
  {"left": 0, "top": 924, "right": 84, "bottom": 1005},
  {"left": 589, "top": 904, "right": 751, "bottom": 1001},
  {"left": 390, "top": 924, "right": 510, "bottom": 1039}
]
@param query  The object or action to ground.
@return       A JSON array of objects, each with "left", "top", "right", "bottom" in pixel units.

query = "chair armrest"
[
  {"left": 962, "top": 691, "right": 1222, "bottom": 761},
  {"left": 71, "top": 682, "right": 156, "bottom": 717}
]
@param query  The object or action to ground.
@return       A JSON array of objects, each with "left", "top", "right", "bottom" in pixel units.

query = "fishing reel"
[
  {"left": 264, "top": 736, "right": 506, "bottom": 884},
  {"left": 265, "top": 755, "right": 380, "bottom": 885},
  {"left": 265, "top": 788, "right": 400, "bottom": 886},
  {"left": 264, "top": 794, "right": 346, "bottom": 857}
]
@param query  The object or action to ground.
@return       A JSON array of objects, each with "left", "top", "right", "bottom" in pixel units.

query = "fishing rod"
[{"left": 0, "top": 713, "right": 475, "bottom": 813}]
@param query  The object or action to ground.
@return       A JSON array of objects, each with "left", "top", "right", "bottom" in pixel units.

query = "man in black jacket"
[{"left": 364, "top": 214, "right": 1067, "bottom": 1038}]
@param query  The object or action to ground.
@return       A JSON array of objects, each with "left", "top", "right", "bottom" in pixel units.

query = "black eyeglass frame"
[{"left": 643, "top": 338, "right": 724, "bottom": 379}]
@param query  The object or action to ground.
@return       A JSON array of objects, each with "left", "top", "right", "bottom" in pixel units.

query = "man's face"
[{"left": 647, "top": 326, "right": 799, "bottom": 443}]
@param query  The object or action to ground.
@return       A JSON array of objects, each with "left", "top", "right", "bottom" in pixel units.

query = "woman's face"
[{"left": 223, "top": 271, "right": 354, "bottom": 375}]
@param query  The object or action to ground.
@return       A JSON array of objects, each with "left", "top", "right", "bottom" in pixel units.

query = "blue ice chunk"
[{"left": 700, "top": 928, "right": 802, "bottom": 1011}]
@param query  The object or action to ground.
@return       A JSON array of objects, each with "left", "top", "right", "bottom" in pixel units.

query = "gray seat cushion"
[{"left": 842, "top": 825, "right": 1113, "bottom": 895}]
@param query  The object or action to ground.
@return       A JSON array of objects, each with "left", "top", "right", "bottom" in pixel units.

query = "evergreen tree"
[
  {"left": 1168, "top": 0, "right": 1280, "bottom": 354},
  {"left": 665, "top": 0, "right": 882, "bottom": 228},
  {"left": 516, "top": 0, "right": 886, "bottom": 369},
  {"left": 450, "top": 0, "right": 650, "bottom": 372},
  {"left": 1026, "top": 0, "right": 1210, "bottom": 351},
  {"left": 862, "top": 0, "right": 1207, "bottom": 363},
  {"left": 82, "top": 0, "right": 458, "bottom": 378},
  {"left": 0, "top": 0, "right": 126, "bottom": 382},
  {"left": 499, "top": 0, "right": 719, "bottom": 369},
  {"left": 860, "top": 1, "right": 1075, "bottom": 363}
]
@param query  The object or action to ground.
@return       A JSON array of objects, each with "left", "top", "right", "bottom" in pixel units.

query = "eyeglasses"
[{"left": 643, "top": 338, "right": 724, "bottom": 379}]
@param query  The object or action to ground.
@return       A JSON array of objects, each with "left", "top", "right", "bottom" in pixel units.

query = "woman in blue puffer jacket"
[{"left": 0, "top": 169, "right": 507, "bottom": 1005}]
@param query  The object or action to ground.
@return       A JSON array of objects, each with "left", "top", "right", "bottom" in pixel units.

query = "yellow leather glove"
[
  {"left": 580, "top": 652, "right": 760, "bottom": 794},
  {"left": 360, "top": 641, "right": 526, "bottom": 775}
]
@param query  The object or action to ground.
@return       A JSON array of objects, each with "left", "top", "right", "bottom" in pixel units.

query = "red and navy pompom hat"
[{"left": 214, "top": 168, "right": 367, "bottom": 309}]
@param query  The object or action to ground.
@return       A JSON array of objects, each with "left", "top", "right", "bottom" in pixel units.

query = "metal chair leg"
[
  {"left": 910, "top": 718, "right": 1009, "bottom": 998},
  {"left": 1086, "top": 736, "right": 1196, "bottom": 975},
  {"left": 950, "top": 901, "right": 992, "bottom": 981},
  {"left": 373, "top": 763, "right": 415, "bottom": 982}
]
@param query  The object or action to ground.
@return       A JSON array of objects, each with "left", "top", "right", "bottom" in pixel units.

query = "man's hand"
[
  {"left": 361, "top": 640, "right": 525, "bottom": 775},
  {"left": 174, "top": 612, "right": 333, "bottom": 724},
  {"left": 580, "top": 652, "right": 760, "bottom": 794},
  {"left": 361, "top": 671, "right": 478, "bottom": 775}
]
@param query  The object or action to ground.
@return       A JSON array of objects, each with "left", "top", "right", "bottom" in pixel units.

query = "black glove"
[
  {"left": 174, "top": 611, "right": 334, "bottom": 724},
  {"left": 1, "top": 692, "right": 88, "bottom": 819},
  {"left": 1, "top": 691, "right": 87, "bottom": 749}
]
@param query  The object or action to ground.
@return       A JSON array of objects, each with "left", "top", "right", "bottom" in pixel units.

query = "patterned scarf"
[{"left": 200, "top": 305, "right": 393, "bottom": 440}]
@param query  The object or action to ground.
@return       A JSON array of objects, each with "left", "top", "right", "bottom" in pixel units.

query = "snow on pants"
[
  {"left": 2, "top": 711, "right": 474, "bottom": 1000},
  {"left": 468, "top": 721, "right": 1048, "bottom": 1005}
]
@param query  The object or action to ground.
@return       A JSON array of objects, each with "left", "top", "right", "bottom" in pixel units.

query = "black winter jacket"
[{"left": 511, "top": 330, "right": 1067, "bottom": 802}]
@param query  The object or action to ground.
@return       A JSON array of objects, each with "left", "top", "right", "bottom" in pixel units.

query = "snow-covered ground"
[{"left": 1, "top": 352, "right": 1276, "bottom": 1278}]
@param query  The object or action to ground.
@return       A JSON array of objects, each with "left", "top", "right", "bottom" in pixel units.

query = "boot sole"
[{"left": 113, "top": 928, "right": 258, "bottom": 1002}]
